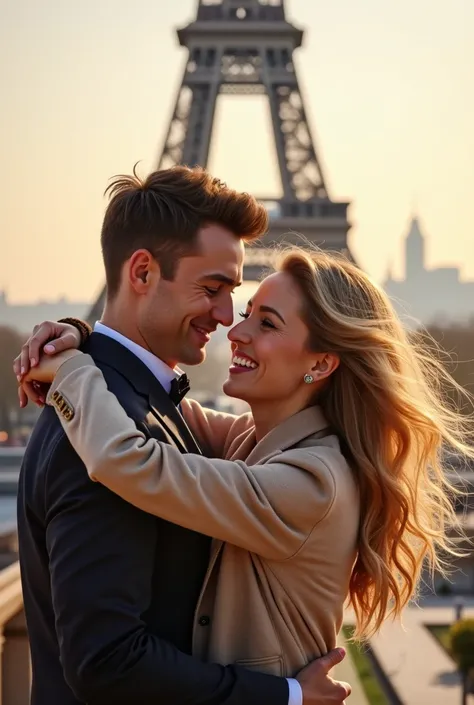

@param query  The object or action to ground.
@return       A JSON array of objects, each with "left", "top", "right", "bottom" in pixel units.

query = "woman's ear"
[{"left": 311, "top": 353, "right": 340, "bottom": 380}]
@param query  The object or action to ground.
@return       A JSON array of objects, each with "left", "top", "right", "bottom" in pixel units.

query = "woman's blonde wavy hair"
[{"left": 274, "top": 247, "right": 471, "bottom": 640}]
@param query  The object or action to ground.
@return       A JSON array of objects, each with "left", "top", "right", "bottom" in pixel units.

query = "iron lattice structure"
[
  {"left": 160, "top": 0, "right": 328, "bottom": 203},
  {"left": 88, "top": 0, "right": 351, "bottom": 321}
]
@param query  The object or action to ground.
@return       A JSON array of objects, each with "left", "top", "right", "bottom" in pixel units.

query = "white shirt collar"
[{"left": 93, "top": 321, "right": 180, "bottom": 394}]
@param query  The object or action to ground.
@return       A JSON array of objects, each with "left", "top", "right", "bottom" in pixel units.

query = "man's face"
[{"left": 138, "top": 224, "right": 244, "bottom": 367}]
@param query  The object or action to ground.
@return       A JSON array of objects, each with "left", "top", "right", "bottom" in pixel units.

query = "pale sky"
[{"left": 1, "top": 0, "right": 473, "bottom": 304}]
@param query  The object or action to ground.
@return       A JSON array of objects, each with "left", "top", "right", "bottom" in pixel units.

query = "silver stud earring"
[{"left": 303, "top": 374, "right": 314, "bottom": 384}]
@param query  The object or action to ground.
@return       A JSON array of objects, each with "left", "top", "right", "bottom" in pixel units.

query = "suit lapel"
[
  {"left": 147, "top": 384, "right": 202, "bottom": 454},
  {"left": 84, "top": 333, "right": 201, "bottom": 454}
]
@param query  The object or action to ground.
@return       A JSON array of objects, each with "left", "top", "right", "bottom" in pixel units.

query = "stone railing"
[{"left": 0, "top": 563, "right": 29, "bottom": 704}]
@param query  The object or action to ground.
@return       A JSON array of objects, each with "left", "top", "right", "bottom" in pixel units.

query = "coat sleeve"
[
  {"left": 180, "top": 398, "right": 253, "bottom": 458},
  {"left": 47, "top": 355, "right": 337, "bottom": 561}
]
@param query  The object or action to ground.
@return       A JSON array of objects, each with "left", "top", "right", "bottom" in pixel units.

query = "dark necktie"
[{"left": 169, "top": 373, "right": 191, "bottom": 406}]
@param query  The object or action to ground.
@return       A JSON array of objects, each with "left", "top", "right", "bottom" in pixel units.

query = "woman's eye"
[
  {"left": 238, "top": 311, "right": 275, "bottom": 328},
  {"left": 205, "top": 287, "right": 219, "bottom": 296}
]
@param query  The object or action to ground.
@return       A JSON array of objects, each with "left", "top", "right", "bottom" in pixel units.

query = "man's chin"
[{"left": 180, "top": 346, "right": 206, "bottom": 367}]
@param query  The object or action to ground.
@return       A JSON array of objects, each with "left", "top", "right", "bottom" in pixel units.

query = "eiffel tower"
[{"left": 88, "top": 0, "right": 351, "bottom": 321}]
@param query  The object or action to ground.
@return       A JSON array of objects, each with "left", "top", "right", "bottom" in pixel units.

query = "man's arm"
[{"left": 45, "top": 429, "right": 289, "bottom": 705}]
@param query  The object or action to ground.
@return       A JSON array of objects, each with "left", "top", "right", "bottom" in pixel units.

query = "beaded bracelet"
[{"left": 58, "top": 317, "right": 92, "bottom": 346}]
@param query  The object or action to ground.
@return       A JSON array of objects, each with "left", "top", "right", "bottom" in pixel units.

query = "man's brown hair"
[{"left": 101, "top": 165, "right": 268, "bottom": 297}]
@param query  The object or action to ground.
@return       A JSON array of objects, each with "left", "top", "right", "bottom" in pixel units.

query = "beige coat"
[{"left": 46, "top": 354, "right": 360, "bottom": 678}]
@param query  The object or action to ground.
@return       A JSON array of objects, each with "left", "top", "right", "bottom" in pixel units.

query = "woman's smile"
[{"left": 229, "top": 351, "right": 259, "bottom": 374}]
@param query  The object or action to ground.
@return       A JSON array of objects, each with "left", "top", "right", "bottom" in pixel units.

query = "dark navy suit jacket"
[{"left": 17, "top": 332, "right": 287, "bottom": 705}]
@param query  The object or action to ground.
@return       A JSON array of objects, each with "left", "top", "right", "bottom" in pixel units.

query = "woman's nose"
[{"left": 227, "top": 320, "right": 252, "bottom": 343}]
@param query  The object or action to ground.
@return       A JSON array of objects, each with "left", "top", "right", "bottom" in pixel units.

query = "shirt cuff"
[{"left": 287, "top": 678, "right": 303, "bottom": 705}]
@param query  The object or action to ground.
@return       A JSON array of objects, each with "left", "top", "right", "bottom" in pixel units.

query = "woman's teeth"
[{"left": 232, "top": 356, "right": 258, "bottom": 369}]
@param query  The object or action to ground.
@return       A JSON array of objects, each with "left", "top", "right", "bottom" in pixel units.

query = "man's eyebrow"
[
  {"left": 204, "top": 274, "right": 242, "bottom": 287},
  {"left": 247, "top": 300, "right": 286, "bottom": 324}
]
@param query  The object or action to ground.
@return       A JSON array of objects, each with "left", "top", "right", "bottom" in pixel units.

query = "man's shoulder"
[
  {"left": 94, "top": 357, "right": 150, "bottom": 422},
  {"left": 21, "top": 359, "right": 139, "bottom": 471},
  {"left": 19, "top": 406, "right": 70, "bottom": 514},
  {"left": 24, "top": 358, "right": 136, "bottom": 445},
  {"left": 24, "top": 405, "right": 65, "bottom": 459},
  {"left": 95, "top": 357, "right": 134, "bottom": 393}
]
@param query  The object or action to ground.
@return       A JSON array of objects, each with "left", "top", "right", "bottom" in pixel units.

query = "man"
[{"left": 16, "top": 166, "right": 351, "bottom": 704}]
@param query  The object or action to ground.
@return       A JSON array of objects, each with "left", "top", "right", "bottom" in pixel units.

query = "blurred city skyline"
[{"left": 1, "top": 0, "right": 473, "bottom": 303}]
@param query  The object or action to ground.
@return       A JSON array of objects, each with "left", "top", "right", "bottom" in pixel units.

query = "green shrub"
[{"left": 449, "top": 619, "right": 474, "bottom": 674}]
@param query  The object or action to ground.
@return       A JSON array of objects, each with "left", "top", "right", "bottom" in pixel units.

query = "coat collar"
[
  {"left": 200, "top": 405, "right": 332, "bottom": 612},
  {"left": 244, "top": 405, "right": 330, "bottom": 466}
]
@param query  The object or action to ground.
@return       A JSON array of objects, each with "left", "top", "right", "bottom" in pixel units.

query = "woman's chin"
[{"left": 223, "top": 376, "right": 251, "bottom": 402}]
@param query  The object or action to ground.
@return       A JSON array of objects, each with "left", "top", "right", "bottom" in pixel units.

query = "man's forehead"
[
  {"left": 197, "top": 225, "right": 244, "bottom": 256},
  {"left": 194, "top": 227, "right": 244, "bottom": 285}
]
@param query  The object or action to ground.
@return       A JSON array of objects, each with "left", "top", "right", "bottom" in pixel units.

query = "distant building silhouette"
[
  {"left": 383, "top": 216, "right": 474, "bottom": 326},
  {"left": 0, "top": 291, "right": 89, "bottom": 336}
]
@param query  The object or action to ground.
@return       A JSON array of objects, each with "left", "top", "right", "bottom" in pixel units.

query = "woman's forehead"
[{"left": 253, "top": 271, "right": 299, "bottom": 303}]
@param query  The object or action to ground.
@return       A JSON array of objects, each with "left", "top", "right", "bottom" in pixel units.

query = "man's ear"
[{"left": 128, "top": 250, "right": 160, "bottom": 293}]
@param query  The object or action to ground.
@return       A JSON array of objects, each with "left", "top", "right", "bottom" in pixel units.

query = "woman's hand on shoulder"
[
  {"left": 13, "top": 320, "right": 81, "bottom": 377},
  {"left": 18, "top": 349, "right": 83, "bottom": 408},
  {"left": 13, "top": 320, "right": 83, "bottom": 408}
]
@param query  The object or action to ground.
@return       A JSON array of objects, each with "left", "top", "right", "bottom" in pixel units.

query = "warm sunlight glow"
[
  {"left": 0, "top": 0, "right": 473, "bottom": 303},
  {"left": 208, "top": 94, "right": 283, "bottom": 199}
]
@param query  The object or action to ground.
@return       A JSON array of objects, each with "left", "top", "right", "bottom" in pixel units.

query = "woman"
[{"left": 18, "top": 247, "right": 469, "bottom": 677}]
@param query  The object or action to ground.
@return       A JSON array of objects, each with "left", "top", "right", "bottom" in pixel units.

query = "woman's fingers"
[
  {"left": 13, "top": 321, "right": 81, "bottom": 381},
  {"left": 19, "top": 381, "right": 47, "bottom": 407},
  {"left": 18, "top": 385, "right": 28, "bottom": 409},
  {"left": 43, "top": 332, "right": 81, "bottom": 356}
]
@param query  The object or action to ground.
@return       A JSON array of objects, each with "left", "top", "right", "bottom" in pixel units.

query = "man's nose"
[{"left": 212, "top": 296, "right": 234, "bottom": 327}]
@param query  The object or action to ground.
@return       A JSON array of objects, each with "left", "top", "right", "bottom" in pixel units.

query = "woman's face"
[{"left": 223, "top": 271, "right": 336, "bottom": 408}]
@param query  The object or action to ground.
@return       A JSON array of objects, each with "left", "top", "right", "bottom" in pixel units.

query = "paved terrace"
[{"left": 344, "top": 600, "right": 474, "bottom": 705}]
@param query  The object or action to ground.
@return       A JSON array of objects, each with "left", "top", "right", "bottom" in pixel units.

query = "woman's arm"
[
  {"left": 46, "top": 356, "right": 337, "bottom": 561},
  {"left": 180, "top": 399, "right": 253, "bottom": 458}
]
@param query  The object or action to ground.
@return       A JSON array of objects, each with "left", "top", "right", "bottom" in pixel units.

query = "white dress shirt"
[
  {"left": 93, "top": 322, "right": 303, "bottom": 705},
  {"left": 94, "top": 322, "right": 180, "bottom": 392}
]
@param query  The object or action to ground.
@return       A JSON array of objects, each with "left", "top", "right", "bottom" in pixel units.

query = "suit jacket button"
[{"left": 198, "top": 616, "right": 210, "bottom": 627}]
